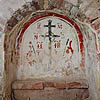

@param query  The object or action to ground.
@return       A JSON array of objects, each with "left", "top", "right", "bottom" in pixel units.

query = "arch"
[{"left": 3, "top": 10, "right": 89, "bottom": 100}]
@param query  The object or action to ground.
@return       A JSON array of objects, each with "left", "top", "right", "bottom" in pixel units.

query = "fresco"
[{"left": 16, "top": 13, "right": 85, "bottom": 80}]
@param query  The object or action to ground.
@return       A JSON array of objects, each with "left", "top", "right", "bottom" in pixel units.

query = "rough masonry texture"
[{"left": 0, "top": 0, "right": 100, "bottom": 100}]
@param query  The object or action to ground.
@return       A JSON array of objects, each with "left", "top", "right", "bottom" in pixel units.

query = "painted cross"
[{"left": 43, "top": 20, "right": 60, "bottom": 42}]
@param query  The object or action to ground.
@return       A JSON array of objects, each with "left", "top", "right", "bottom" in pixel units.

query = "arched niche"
[
  {"left": 16, "top": 12, "right": 85, "bottom": 79},
  {"left": 4, "top": 10, "right": 89, "bottom": 100}
]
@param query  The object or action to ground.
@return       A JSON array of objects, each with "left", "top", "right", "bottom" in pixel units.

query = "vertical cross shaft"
[{"left": 44, "top": 20, "right": 56, "bottom": 42}]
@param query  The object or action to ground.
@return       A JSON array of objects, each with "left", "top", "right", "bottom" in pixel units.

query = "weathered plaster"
[{"left": 0, "top": 0, "right": 100, "bottom": 100}]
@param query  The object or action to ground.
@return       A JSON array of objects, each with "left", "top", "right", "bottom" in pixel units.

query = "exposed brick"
[
  {"left": 32, "top": 1, "right": 41, "bottom": 10},
  {"left": 67, "top": 81, "right": 88, "bottom": 89},
  {"left": 54, "top": 82, "right": 66, "bottom": 89},
  {"left": 67, "top": 82, "right": 81, "bottom": 89},
  {"left": 31, "top": 82, "right": 43, "bottom": 89},
  {"left": 45, "top": 82, "right": 54, "bottom": 87},
  {"left": 7, "top": 16, "right": 18, "bottom": 28},
  {"left": 12, "top": 81, "right": 44, "bottom": 90},
  {"left": 45, "top": 82, "right": 66, "bottom": 89}
]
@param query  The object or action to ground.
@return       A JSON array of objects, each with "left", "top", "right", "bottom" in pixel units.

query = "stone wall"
[{"left": 0, "top": 0, "right": 100, "bottom": 100}]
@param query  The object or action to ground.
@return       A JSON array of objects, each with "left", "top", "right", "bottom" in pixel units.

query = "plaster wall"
[{"left": 0, "top": 0, "right": 100, "bottom": 100}]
